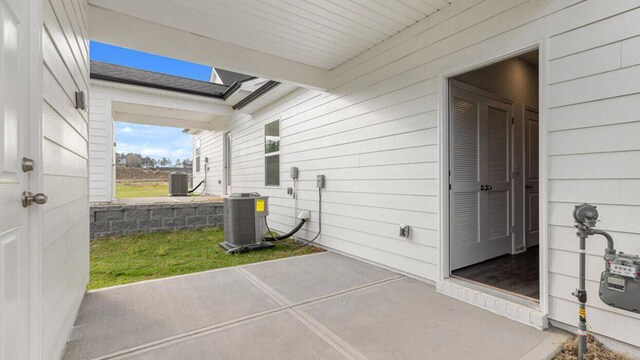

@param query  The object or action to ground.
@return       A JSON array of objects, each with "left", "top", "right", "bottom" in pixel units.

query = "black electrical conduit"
[
  {"left": 188, "top": 163, "right": 208, "bottom": 194},
  {"left": 264, "top": 188, "right": 322, "bottom": 247},
  {"left": 187, "top": 180, "right": 204, "bottom": 193},
  {"left": 264, "top": 218, "right": 307, "bottom": 241}
]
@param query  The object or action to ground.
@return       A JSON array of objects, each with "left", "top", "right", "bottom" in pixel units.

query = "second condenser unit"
[{"left": 169, "top": 172, "right": 189, "bottom": 196}]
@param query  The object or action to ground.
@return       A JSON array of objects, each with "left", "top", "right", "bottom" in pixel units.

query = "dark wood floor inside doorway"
[{"left": 452, "top": 246, "right": 539, "bottom": 299}]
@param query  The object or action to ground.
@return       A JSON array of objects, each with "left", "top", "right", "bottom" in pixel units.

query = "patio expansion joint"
[
  {"left": 234, "top": 266, "right": 404, "bottom": 360},
  {"left": 93, "top": 307, "right": 287, "bottom": 360}
]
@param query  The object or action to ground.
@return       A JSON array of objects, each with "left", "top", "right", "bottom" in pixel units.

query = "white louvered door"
[
  {"left": 449, "top": 86, "right": 484, "bottom": 270},
  {"left": 484, "top": 99, "right": 513, "bottom": 260},
  {"left": 449, "top": 83, "right": 513, "bottom": 271}
]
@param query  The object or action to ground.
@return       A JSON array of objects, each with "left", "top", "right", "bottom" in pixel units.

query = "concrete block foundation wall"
[{"left": 90, "top": 202, "right": 223, "bottom": 239}]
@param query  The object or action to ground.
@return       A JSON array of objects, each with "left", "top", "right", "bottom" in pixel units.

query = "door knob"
[
  {"left": 22, "top": 191, "right": 48, "bottom": 208},
  {"left": 487, "top": 185, "right": 493, "bottom": 191},
  {"left": 525, "top": 184, "right": 533, "bottom": 189},
  {"left": 480, "top": 185, "right": 486, "bottom": 191}
]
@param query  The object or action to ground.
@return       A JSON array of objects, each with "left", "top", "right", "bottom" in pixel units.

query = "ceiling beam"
[
  {"left": 92, "top": 81, "right": 233, "bottom": 117},
  {"left": 114, "top": 112, "right": 229, "bottom": 132},
  {"left": 89, "top": 5, "right": 329, "bottom": 91}
]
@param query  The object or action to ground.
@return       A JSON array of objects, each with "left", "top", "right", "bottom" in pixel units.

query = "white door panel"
[
  {"left": 0, "top": 0, "right": 30, "bottom": 358},
  {"left": 450, "top": 83, "right": 512, "bottom": 270},
  {"left": 485, "top": 101, "right": 512, "bottom": 260}
]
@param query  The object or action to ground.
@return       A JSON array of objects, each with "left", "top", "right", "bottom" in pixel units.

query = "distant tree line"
[{"left": 116, "top": 152, "right": 192, "bottom": 169}]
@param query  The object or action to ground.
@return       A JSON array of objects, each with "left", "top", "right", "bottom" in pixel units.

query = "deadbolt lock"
[
  {"left": 22, "top": 157, "right": 35, "bottom": 172},
  {"left": 22, "top": 191, "right": 48, "bottom": 208}
]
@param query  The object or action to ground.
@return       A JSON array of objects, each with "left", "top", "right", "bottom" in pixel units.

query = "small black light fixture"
[{"left": 75, "top": 90, "right": 86, "bottom": 110}]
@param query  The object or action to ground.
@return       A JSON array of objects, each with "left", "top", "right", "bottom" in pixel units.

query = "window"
[
  {"left": 195, "top": 138, "right": 201, "bottom": 172},
  {"left": 264, "top": 120, "right": 280, "bottom": 186}
]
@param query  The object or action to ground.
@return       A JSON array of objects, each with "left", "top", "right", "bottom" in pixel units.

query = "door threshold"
[
  {"left": 449, "top": 274, "right": 540, "bottom": 305},
  {"left": 437, "top": 277, "right": 547, "bottom": 330}
]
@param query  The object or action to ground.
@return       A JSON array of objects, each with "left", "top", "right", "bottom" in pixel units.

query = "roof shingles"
[{"left": 90, "top": 61, "right": 230, "bottom": 98}]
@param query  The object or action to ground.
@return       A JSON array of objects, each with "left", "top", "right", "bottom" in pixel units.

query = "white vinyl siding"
[
  {"left": 192, "top": 131, "right": 224, "bottom": 195},
  {"left": 195, "top": 0, "right": 640, "bottom": 347},
  {"left": 42, "top": 0, "right": 90, "bottom": 358}
]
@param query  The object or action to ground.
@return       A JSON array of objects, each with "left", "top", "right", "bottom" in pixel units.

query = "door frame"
[{"left": 438, "top": 40, "right": 549, "bottom": 314}]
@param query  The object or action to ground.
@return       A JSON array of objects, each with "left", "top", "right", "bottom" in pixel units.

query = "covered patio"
[{"left": 63, "top": 252, "right": 567, "bottom": 360}]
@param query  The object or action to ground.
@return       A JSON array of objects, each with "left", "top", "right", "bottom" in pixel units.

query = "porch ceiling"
[{"left": 88, "top": 0, "right": 454, "bottom": 89}]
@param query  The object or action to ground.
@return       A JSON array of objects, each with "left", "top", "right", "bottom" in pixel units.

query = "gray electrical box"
[
  {"left": 317, "top": 174, "right": 325, "bottom": 188},
  {"left": 290, "top": 167, "right": 298, "bottom": 179},
  {"left": 220, "top": 193, "right": 274, "bottom": 252}
]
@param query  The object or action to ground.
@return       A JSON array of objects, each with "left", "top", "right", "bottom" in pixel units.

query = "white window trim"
[
  {"left": 195, "top": 137, "right": 202, "bottom": 173},
  {"left": 264, "top": 117, "right": 281, "bottom": 187}
]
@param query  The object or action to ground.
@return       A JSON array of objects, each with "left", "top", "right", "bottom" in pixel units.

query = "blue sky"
[
  {"left": 115, "top": 122, "right": 192, "bottom": 162},
  {"left": 91, "top": 41, "right": 209, "bottom": 161}
]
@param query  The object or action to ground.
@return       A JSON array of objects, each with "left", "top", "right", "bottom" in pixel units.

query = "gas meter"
[
  {"left": 599, "top": 252, "right": 640, "bottom": 313},
  {"left": 572, "top": 203, "right": 640, "bottom": 359}
]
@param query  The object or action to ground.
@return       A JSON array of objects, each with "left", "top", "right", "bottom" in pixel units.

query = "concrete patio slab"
[
  {"left": 121, "top": 311, "right": 347, "bottom": 360},
  {"left": 242, "top": 252, "right": 399, "bottom": 304},
  {"left": 299, "top": 277, "right": 551, "bottom": 360},
  {"left": 64, "top": 268, "right": 282, "bottom": 360},
  {"left": 63, "top": 251, "right": 569, "bottom": 360}
]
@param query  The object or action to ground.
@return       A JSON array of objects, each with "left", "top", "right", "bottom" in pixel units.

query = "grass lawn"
[
  {"left": 115, "top": 182, "right": 169, "bottom": 198},
  {"left": 89, "top": 227, "right": 323, "bottom": 290}
]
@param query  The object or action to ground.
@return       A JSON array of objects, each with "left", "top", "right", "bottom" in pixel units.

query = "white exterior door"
[
  {"left": 524, "top": 109, "right": 539, "bottom": 247},
  {"left": 449, "top": 84, "right": 512, "bottom": 270},
  {"left": 0, "top": 0, "right": 31, "bottom": 358}
]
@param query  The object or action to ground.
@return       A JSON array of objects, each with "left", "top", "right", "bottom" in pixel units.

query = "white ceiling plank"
[
  {"left": 201, "top": 0, "right": 367, "bottom": 58},
  {"left": 309, "top": 0, "right": 400, "bottom": 37},
  {"left": 423, "top": 0, "right": 452, "bottom": 9},
  {"left": 399, "top": 0, "right": 438, "bottom": 15},
  {"left": 274, "top": 0, "right": 389, "bottom": 44},
  {"left": 237, "top": 0, "right": 379, "bottom": 51},
  {"left": 351, "top": 0, "right": 418, "bottom": 26},
  {"left": 379, "top": 0, "right": 430, "bottom": 21},
  {"left": 325, "top": 0, "right": 406, "bottom": 31},
  {"left": 89, "top": 5, "right": 330, "bottom": 90},
  {"left": 136, "top": 0, "right": 342, "bottom": 68}
]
